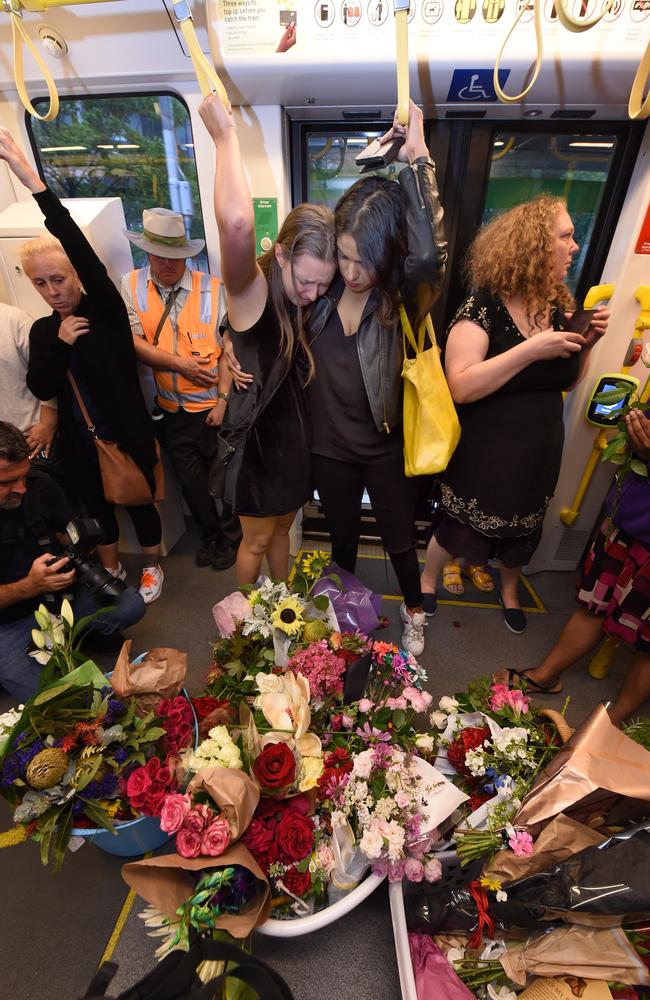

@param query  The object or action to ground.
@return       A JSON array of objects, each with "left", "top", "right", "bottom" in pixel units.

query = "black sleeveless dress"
[
  {"left": 432, "top": 290, "right": 581, "bottom": 565},
  {"left": 219, "top": 301, "right": 312, "bottom": 518}
]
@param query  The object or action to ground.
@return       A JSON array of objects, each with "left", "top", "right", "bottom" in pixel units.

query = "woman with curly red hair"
[{"left": 420, "top": 195, "right": 609, "bottom": 635}]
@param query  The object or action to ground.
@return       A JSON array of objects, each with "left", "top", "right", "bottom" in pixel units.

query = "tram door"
[{"left": 291, "top": 116, "right": 641, "bottom": 549}]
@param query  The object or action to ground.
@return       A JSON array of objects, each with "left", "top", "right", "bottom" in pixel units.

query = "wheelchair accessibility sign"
[{"left": 447, "top": 68, "right": 510, "bottom": 102}]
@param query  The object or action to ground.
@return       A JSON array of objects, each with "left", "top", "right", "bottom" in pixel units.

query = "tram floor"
[{"left": 0, "top": 522, "right": 641, "bottom": 1000}]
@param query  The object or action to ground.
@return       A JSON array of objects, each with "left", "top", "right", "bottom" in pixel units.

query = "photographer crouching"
[{"left": 0, "top": 422, "right": 145, "bottom": 702}]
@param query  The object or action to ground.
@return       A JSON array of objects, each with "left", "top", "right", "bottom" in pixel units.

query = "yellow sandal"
[
  {"left": 464, "top": 564, "right": 495, "bottom": 592},
  {"left": 442, "top": 562, "right": 464, "bottom": 595}
]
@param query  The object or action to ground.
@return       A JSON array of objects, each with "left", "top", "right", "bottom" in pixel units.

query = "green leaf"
[
  {"left": 600, "top": 435, "right": 627, "bottom": 462},
  {"left": 392, "top": 708, "right": 407, "bottom": 730},
  {"left": 311, "top": 594, "right": 330, "bottom": 612},
  {"left": 631, "top": 459, "right": 648, "bottom": 476},
  {"left": 593, "top": 388, "right": 629, "bottom": 403},
  {"left": 80, "top": 799, "right": 117, "bottom": 835},
  {"left": 328, "top": 573, "right": 344, "bottom": 592}
]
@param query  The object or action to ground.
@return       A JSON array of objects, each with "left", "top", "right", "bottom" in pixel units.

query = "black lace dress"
[{"left": 431, "top": 289, "right": 581, "bottom": 567}]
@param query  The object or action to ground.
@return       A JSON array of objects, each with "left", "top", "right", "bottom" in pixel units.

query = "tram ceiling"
[{"left": 0, "top": 0, "right": 646, "bottom": 120}]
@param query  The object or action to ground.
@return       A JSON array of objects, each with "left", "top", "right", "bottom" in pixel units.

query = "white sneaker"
[
  {"left": 108, "top": 563, "right": 127, "bottom": 582},
  {"left": 400, "top": 603, "right": 426, "bottom": 657},
  {"left": 139, "top": 565, "right": 164, "bottom": 604}
]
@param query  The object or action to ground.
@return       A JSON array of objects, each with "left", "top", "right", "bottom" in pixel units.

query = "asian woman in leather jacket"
[{"left": 305, "top": 101, "right": 447, "bottom": 656}]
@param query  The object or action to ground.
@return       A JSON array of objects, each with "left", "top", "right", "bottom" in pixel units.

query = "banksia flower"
[{"left": 26, "top": 748, "right": 69, "bottom": 789}]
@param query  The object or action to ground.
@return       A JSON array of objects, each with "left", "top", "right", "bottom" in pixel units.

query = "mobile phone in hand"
[{"left": 564, "top": 308, "right": 596, "bottom": 334}]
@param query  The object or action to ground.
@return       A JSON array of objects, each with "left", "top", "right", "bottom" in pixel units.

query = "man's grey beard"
[{"left": 0, "top": 494, "right": 23, "bottom": 510}]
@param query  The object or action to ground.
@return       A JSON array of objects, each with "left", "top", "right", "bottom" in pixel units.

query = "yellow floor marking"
[
  {"left": 0, "top": 826, "right": 27, "bottom": 848},
  {"left": 98, "top": 850, "right": 152, "bottom": 966},
  {"left": 99, "top": 887, "right": 137, "bottom": 965},
  {"left": 293, "top": 547, "right": 547, "bottom": 613}
]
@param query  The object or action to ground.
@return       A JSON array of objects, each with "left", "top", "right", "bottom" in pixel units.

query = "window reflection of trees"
[{"left": 29, "top": 94, "right": 207, "bottom": 271}]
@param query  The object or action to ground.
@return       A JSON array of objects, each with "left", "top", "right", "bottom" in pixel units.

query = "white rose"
[
  {"left": 415, "top": 734, "right": 435, "bottom": 752},
  {"left": 429, "top": 711, "right": 447, "bottom": 729},
  {"left": 256, "top": 673, "right": 285, "bottom": 695},
  {"left": 438, "top": 696, "right": 459, "bottom": 713}
]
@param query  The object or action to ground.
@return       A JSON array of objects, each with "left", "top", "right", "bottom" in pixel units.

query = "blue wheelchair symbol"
[{"left": 447, "top": 69, "right": 510, "bottom": 102}]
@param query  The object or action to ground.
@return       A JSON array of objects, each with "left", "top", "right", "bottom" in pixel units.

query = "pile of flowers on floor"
[
  {"left": 121, "top": 553, "right": 469, "bottom": 957},
  {"left": 402, "top": 676, "right": 650, "bottom": 999}
]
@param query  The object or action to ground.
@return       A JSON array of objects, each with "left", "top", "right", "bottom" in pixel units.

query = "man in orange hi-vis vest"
[{"left": 122, "top": 208, "right": 241, "bottom": 573}]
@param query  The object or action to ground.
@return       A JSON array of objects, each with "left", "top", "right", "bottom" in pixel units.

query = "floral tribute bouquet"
[
  {"left": 429, "top": 676, "right": 564, "bottom": 869},
  {"left": 0, "top": 662, "right": 167, "bottom": 870}
]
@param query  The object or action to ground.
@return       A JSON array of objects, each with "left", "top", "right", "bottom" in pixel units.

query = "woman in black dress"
[
  {"left": 0, "top": 128, "right": 163, "bottom": 604},
  {"left": 420, "top": 195, "right": 609, "bottom": 633},
  {"left": 199, "top": 94, "right": 337, "bottom": 585}
]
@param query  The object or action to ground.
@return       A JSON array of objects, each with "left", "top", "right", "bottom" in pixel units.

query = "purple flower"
[
  {"left": 114, "top": 748, "right": 128, "bottom": 765},
  {"left": 355, "top": 723, "right": 392, "bottom": 744}
]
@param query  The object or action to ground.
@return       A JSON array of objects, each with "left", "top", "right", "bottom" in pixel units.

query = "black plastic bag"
[{"left": 80, "top": 935, "right": 294, "bottom": 1000}]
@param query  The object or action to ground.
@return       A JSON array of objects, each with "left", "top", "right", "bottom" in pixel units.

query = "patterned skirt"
[{"left": 577, "top": 520, "right": 650, "bottom": 653}]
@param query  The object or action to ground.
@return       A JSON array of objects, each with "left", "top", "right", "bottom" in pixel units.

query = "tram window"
[
  {"left": 27, "top": 93, "right": 207, "bottom": 271},
  {"left": 305, "top": 132, "right": 406, "bottom": 209},
  {"left": 483, "top": 131, "right": 618, "bottom": 293}
]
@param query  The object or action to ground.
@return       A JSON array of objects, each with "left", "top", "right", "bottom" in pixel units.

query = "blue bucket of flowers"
[{"left": 71, "top": 652, "right": 198, "bottom": 857}]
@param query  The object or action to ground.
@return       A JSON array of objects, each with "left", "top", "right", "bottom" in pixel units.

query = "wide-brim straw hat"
[{"left": 124, "top": 207, "right": 204, "bottom": 259}]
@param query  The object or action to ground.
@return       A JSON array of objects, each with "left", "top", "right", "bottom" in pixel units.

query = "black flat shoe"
[
  {"left": 498, "top": 594, "right": 527, "bottom": 634},
  {"left": 503, "top": 668, "right": 562, "bottom": 695}
]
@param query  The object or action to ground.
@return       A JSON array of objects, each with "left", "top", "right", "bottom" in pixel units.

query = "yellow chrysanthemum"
[
  {"left": 479, "top": 875, "right": 503, "bottom": 892},
  {"left": 271, "top": 595, "right": 305, "bottom": 636},
  {"left": 248, "top": 589, "right": 261, "bottom": 607}
]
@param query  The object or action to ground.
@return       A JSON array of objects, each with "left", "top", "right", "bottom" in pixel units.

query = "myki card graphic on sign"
[{"left": 447, "top": 68, "right": 510, "bottom": 101}]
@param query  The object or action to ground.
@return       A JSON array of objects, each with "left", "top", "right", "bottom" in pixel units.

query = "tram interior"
[{"left": 0, "top": 0, "right": 648, "bottom": 996}]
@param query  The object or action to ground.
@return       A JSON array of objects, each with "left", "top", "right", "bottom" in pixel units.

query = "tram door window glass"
[
  {"left": 27, "top": 93, "right": 207, "bottom": 271},
  {"left": 483, "top": 131, "right": 618, "bottom": 294},
  {"left": 305, "top": 132, "right": 407, "bottom": 209}
]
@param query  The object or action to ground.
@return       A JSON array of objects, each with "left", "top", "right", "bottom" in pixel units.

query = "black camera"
[{"left": 51, "top": 518, "right": 127, "bottom": 604}]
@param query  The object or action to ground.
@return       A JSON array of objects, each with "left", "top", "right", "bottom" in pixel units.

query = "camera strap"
[{"left": 153, "top": 287, "right": 180, "bottom": 347}]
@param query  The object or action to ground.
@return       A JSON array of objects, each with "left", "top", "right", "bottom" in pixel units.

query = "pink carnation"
[
  {"left": 358, "top": 699, "right": 374, "bottom": 713},
  {"left": 386, "top": 696, "right": 408, "bottom": 710},
  {"left": 160, "top": 792, "right": 191, "bottom": 834},
  {"left": 404, "top": 857, "right": 424, "bottom": 882},
  {"left": 200, "top": 817, "right": 231, "bottom": 857},
  {"left": 176, "top": 826, "right": 202, "bottom": 858},
  {"left": 424, "top": 858, "right": 442, "bottom": 882},
  {"left": 508, "top": 830, "right": 534, "bottom": 857}
]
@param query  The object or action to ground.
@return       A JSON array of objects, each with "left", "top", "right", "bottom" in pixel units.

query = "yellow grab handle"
[
  {"left": 10, "top": 7, "right": 59, "bottom": 121},
  {"left": 173, "top": 0, "right": 229, "bottom": 104},
  {"left": 583, "top": 283, "right": 614, "bottom": 309},
  {"left": 635, "top": 285, "right": 650, "bottom": 316},
  {"left": 554, "top": 0, "right": 615, "bottom": 31},
  {"left": 394, "top": 3, "right": 409, "bottom": 126},
  {"left": 493, "top": 0, "right": 543, "bottom": 104},
  {"left": 629, "top": 38, "right": 650, "bottom": 120},
  {"left": 560, "top": 429, "right": 609, "bottom": 525}
]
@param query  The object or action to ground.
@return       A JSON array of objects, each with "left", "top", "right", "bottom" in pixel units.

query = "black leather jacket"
[{"left": 307, "top": 159, "right": 447, "bottom": 434}]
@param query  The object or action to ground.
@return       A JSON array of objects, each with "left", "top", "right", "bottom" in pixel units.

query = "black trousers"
[
  {"left": 311, "top": 450, "right": 422, "bottom": 608},
  {"left": 157, "top": 408, "right": 241, "bottom": 548},
  {"left": 70, "top": 455, "right": 162, "bottom": 549}
]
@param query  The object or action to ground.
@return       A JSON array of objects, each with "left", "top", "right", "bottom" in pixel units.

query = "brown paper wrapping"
[
  {"left": 519, "top": 979, "right": 613, "bottom": 999},
  {"left": 515, "top": 705, "right": 650, "bottom": 833},
  {"left": 482, "top": 814, "right": 607, "bottom": 884},
  {"left": 122, "top": 842, "right": 271, "bottom": 937},
  {"left": 186, "top": 767, "right": 260, "bottom": 840},
  {"left": 111, "top": 641, "right": 187, "bottom": 713},
  {"left": 500, "top": 926, "right": 650, "bottom": 987}
]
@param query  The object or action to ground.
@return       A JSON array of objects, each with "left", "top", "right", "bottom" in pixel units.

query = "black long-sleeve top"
[{"left": 25, "top": 188, "right": 157, "bottom": 490}]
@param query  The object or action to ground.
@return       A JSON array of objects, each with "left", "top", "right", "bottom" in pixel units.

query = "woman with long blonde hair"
[
  {"left": 420, "top": 195, "right": 609, "bottom": 646},
  {"left": 199, "top": 94, "right": 336, "bottom": 584}
]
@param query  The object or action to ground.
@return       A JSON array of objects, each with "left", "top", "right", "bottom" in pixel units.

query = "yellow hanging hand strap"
[
  {"left": 394, "top": 0, "right": 410, "bottom": 126},
  {"left": 172, "top": 0, "right": 229, "bottom": 104},
  {"left": 553, "top": 0, "right": 614, "bottom": 31},
  {"left": 7, "top": 1, "right": 59, "bottom": 121},
  {"left": 493, "top": 0, "right": 543, "bottom": 104},
  {"left": 629, "top": 37, "right": 650, "bottom": 120}
]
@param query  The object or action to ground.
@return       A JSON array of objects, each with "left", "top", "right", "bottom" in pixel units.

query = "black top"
[
  {"left": 309, "top": 310, "right": 402, "bottom": 461},
  {"left": 439, "top": 290, "right": 582, "bottom": 538},
  {"left": 0, "top": 471, "right": 72, "bottom": 624},
  {"left": 25, "top": 188, "right": 157, "bottom": 489},
  {"left": 220, "top": 301, "right": 312, "bottom": 517}
]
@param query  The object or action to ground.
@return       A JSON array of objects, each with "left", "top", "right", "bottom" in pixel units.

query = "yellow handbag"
[{"left": 400, "top": 304, "right": 461, "bottom": 477}]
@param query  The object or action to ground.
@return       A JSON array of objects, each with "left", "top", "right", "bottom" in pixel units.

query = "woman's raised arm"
[{"left": 199, "top": 94, "right": 268, "bottom": 329}]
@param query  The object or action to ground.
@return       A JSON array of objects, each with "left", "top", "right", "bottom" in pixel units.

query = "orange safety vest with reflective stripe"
[{"left": 129, "top": 268, "right": 222, "bottom": 413}]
